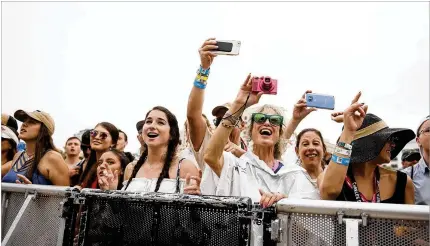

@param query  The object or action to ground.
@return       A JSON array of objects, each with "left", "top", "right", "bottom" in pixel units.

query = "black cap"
[
  {"left": 401, "top": 149, "right": 421, "bottom": 162},
  {"left": 136, "top": 120, "right": 144, "bottom": 132},
  {"left": 81, "top": 130, "right": 91, "bottom": 146}
]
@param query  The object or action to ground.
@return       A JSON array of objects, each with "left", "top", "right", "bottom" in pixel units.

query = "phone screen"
[{"left": 215, "top": 42, "right": 233, "bottom": 52}]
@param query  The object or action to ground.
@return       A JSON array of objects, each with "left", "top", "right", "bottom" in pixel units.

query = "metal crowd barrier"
[
  {"left": 274, "top": 199, "right": 430, "bottom": 246},
  {"left": 1, "top": 183, "right": 429, "bottom": 246},
  {"left": 1, "top": 183, "right": 78, "bottom": 246}
]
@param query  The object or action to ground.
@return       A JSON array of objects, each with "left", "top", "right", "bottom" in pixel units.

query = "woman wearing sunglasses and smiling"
[
  {"left": 77, "top": 122, "right": 120, "bottom": 189},
  {"left": 204, "top": 74, "right": 319, "bottom": 209}
]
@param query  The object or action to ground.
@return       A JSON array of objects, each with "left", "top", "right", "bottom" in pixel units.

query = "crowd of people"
[{"left": 1, "top": 38, "right": 429, "bottom": 209}]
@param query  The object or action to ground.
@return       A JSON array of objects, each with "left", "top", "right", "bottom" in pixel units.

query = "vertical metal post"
[
  {"left": 1, "top": 192, "right": 9, "bottom": 236},
  {"left": 2, "top": 194, "right": 35, "bottom": 246},
  {"left": 343, "top": 218, "right": 361, "bottom": 246}
]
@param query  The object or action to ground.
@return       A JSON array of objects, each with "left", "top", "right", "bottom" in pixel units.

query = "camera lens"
[
  {"left": 264, "top": 77, "right": 271, "bottom": 82},
  {"left": 308, "top": 96, "right": 313, "bottom": 101}
]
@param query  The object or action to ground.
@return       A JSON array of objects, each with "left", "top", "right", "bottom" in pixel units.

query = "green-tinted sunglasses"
[{"left": 251, "top": 113, "right": 283, "bottom": 126}]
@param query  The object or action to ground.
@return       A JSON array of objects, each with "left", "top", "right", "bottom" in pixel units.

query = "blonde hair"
[{"left": 244, "top": 104, "right": 288, "bottom": 160}]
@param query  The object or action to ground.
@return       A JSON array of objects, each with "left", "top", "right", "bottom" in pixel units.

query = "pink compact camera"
[{"left": 251, "top": 76, "right": 278, "bottom": 95}]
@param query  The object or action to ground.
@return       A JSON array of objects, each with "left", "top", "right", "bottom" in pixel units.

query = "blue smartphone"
[{"left": 305, "top": 93, "right": 335, "bottom": 110}]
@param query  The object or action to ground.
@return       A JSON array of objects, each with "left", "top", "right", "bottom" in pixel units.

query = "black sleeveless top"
[{"left": 336, "top": 170, "right": 407, "bottom": 204}]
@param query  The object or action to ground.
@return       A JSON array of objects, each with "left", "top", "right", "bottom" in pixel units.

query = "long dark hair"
[
  {"left": 26, "top": 124, "right": 57, "bottom": 180},
  {"left": 296, "top": 128, "right": 327, "bottom": 170},
  {"left": 125, "top": 106, "right": 180, "bottom": 192},
  {"left": 79, "top": 122, "right": 119, "bottom": 187}
]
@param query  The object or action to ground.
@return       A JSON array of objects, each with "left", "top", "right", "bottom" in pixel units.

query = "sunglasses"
[
  {"left": 90, "top": 130, "right": 109, "bottom": 140},
  {"left": 251, "top": 113, "right": 283, "bottom": 126}
]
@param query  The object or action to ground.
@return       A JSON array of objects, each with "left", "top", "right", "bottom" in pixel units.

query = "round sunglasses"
[{"left": 90, "top": 130, "right": 109, "bottom": 140}]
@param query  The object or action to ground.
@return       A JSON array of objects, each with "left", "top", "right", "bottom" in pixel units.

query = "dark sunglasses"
[
  {"left": 251, "top": 113, "right": 283, "bottom": 126},
  {"left": 90, "top": 130, "right": 109, "bottom": 140}
]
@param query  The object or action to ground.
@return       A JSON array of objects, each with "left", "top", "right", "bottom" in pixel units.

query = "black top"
[{"left": 336, "top": 170, "right": 407, "bottom": 204}]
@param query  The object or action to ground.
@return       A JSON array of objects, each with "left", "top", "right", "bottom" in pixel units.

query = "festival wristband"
[
  {"left": 195, "top": 74, "right": 208, "bottom": 82},
  {"left": 337, "top": 141, "right": 352, "bottom": 150},
  {"left": 331, "top": 154, "right": 350, "bottom": 166},
  {"left": 197, "top": 66, "right": 210, "bottom": 76},
  {"left": 194, "top": 81, "right": 206, "bottom": 89},
  {"left": 334, "top": 146, "right": 351, "bottom": 156}
]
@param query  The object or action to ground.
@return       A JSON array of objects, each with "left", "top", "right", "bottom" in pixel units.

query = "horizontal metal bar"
[
  {"left": 276, "top": 199, "right": 429, "bottom": 221},
  {"left": 1, "top": 183, "right": 72, "bottom": 196}
]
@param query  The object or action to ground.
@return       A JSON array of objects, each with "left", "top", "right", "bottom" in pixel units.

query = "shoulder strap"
[
  {"left": 411, "top": 165, "right": 414, "bottom": 180},
  {"left": 175, "top": 158, "right": 186, "bottom": 193},
  {"left": 396, "top": 171, "right": 408, "bottom": 203}
]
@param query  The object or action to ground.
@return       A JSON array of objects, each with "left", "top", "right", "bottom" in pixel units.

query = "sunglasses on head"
[
  {"left": 90, "top": 130, "right": 109, "bottom": 140},
  {"left": 252, "top": 113, "right": 283, "bottom": 126}
]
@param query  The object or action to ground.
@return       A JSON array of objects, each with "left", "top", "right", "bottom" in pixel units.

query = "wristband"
[
  {"left": 334, "top": 146, "right": 352, "bottom": 156},
  {"left": 331, "top": 154, "right": 350, "bottom": 166},
  {"left": 195, "top": 74, "right": 208, "bottom": 82},
  {"left": 194, "top": 81, "right": 206, "bottom": 89},
  {"left": 197, "top": 66, "right": 210, "bottom": 76},
  {"left": 337, "top": 141, "right": 352, "bottom": 150}
]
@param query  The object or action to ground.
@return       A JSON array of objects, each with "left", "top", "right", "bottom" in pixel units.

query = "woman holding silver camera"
[{"left": 204, "top": 74, "right": 318, "bottom": 208}]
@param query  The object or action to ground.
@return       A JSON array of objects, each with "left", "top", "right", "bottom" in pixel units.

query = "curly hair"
[{"left": 245, "top": 104, "right": 287, "bottom": 160}]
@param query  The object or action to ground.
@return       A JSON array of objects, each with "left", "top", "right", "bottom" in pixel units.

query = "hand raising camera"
[{"left": 199, "top": 38, "right": 218, "bottom": 69}]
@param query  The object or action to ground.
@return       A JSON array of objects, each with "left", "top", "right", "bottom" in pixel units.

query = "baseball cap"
[
  {"left": 417, "top": 115, "right": 430, "bottom": 136},
  {"left": 1, "top": 113, "right": 18, "bottom": 130},
  {"left": 136, "top": 120, "right": 145, "bottom": 132},
  {"left": 1, "top": 125, "right": 19, "bottom": 146},
  {"left": 212, "top": 103, "right": 232, "bottom": 118},
  {"left": 14, "top": 110, "right": 55, "bottom": 136},
  {"left": 401, "top": 149, "right": 421, "bottom": 162}
]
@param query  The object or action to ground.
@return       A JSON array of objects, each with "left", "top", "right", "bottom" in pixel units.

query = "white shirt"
[{"left": 216, "top": 151, "right": 320, "bottom": 201}]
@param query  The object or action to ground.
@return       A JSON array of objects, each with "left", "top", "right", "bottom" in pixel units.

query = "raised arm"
[
  {"left": 204, "top": 74, "right": 263, "bottom": 176},
  {"left": 187, "top": 38, "right": 217, "bottom": 152},
  {"left": 283, "top": 90, "right": 316, "bottom": 140},
  {"left": 319, "top": 92, "right": 367, "bottom": 200}
]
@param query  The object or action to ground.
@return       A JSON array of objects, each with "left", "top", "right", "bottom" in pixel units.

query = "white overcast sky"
[{"left": 1, "top": 1, "right": 429, "bottom": 153}]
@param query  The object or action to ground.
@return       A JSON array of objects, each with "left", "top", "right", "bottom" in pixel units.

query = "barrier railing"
[
  {"left": 1, "top": 183, "right": 77, "bottom": 246},
  {"left": 1, "top": 183, "right": 429, "bottom": 246},
  {"left": 275, "top": 199, "right": 429, "bottom": 246}
]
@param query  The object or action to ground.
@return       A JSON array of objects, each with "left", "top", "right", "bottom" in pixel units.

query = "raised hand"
[
  {"left": 343, "top": 91, "right": 368, "bottom": 133},
  {"left": 233, "top": 74, "right": 264, "bottom": 108},
  {"left": 199, "top": 38, "right": 218, "bottom": 69},
  {"left": 259, "top": 189, "right": 287, "bottom": 208},
  {"left": 331, "top": 111, "right": 344, "bottom": 123},
  {"left": 292, "top": 90, "right": 317, "bottom": 121},
  {"left": 97, "top": 163, "right": 119, "bottom": 190},
  {"left": 16, "top": 174, "right": 32, "bottom": 184},
  {"left": 183, "top": 169, "right": 202, "bottom": 195}
]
